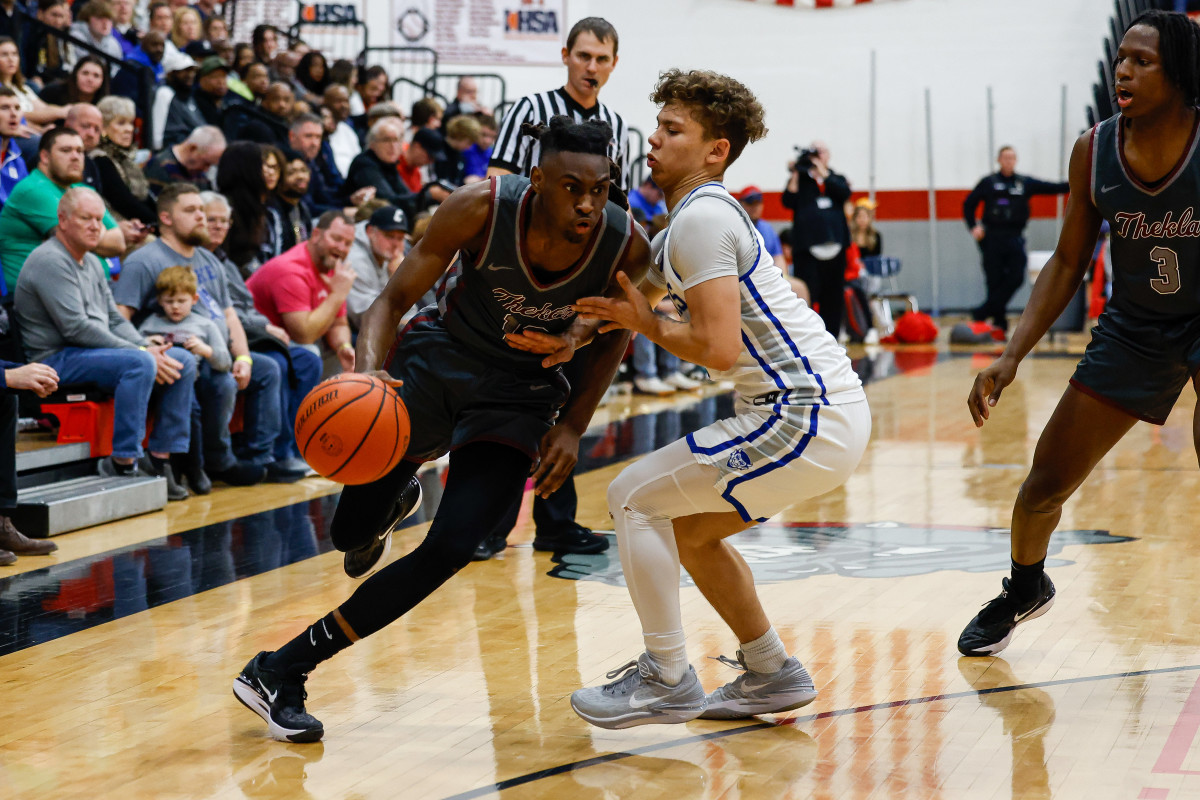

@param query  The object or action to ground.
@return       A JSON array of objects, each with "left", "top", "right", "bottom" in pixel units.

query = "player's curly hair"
[
  {"left": 1128, "top": 10, "right": 1200, "bottom": 108},
  {"left": 520, "top": 116, "right": 629, "bottom": 209},
  {"left": 650, "top": 69, "right": 767, "bottom": 166}
]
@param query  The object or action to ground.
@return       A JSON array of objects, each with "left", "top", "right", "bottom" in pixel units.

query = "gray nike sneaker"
[
  {"left": 699, "top": 651, "right": 818, "bottom": 720},
  {"left": 571, "top": 652, "right": 707, "bottom": 729}
]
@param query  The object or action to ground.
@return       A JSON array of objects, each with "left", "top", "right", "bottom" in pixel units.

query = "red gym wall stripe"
[{"left": 760, "top": 189, "right": 1063, "bottom": 223}]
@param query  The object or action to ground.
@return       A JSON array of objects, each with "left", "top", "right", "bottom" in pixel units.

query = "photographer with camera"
[{"left": 782, "top": 141, "right": 852, "bottom": 337}]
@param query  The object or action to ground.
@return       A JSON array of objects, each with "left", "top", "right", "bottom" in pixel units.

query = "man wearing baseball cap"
[
  {"left": 192, "top": 56, "right": 230, "bottom": 128},
  {"left": 346, "top": 205, "right": 413, "bottom": 331},
  {"left": 737, "top": 185, "right": 787, "bottom": 271},
  {"left": 152, "top": 50, "right": 199, "bottom": 150}
]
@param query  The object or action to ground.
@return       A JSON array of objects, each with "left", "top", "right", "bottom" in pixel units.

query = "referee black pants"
[{"left": 973, "top": 233, "right": 1027, "bottom": 332}]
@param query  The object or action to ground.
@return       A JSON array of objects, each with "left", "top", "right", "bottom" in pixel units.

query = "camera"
[{"left": 794, "top": 146, "right": 819, "bottom": 170}]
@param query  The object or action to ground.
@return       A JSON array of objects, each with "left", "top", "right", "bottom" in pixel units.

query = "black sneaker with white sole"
[
  {"left": 533, "top": 522, "right": 610, "bottom": 555},
  {"left": 232, "top": 651, "right": 323, "bottom": 743},
  {"left": 958, "top": 574, "right": 1055, "bottom": 657},
  {"left": 343, "top": 476, "right": 422, "bottom": 579}
]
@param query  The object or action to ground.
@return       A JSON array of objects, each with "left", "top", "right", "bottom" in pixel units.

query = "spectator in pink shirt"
[{"left": 246, "top": 210, "right": 357, "bottom": 372}]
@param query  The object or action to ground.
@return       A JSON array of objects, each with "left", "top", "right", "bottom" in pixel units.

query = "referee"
[{"left": 478, "top": 16, "right": 630, "bottom": 561}]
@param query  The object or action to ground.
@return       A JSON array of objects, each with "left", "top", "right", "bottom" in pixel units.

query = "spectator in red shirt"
[{"left": 246, "top": 210, "right": 357, "bottom": 372}]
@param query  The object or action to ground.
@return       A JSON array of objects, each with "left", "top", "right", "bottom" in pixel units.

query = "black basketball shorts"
[
  {"left": 387, "top": 323, "right": 570, "bottom": 462},
  {"left": 1069, "top": 309, "right": 1200, "bottom": 425}
]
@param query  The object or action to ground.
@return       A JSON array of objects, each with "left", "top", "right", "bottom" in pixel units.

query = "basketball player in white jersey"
[{"left": 567, "top": 70, "right": 872, "bottom": 728}]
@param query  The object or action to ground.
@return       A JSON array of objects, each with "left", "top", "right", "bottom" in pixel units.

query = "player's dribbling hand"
[
  {"left": 573, "top": 271, "right": 653, "bottom": 335},
  {"left": 532, "top": 424, "right": 579, "bottom": 498},
  {"left": 968, "top": 355, "right": 1018, "bottom": 427}
]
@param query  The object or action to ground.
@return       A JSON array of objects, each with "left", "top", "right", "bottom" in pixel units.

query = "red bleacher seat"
[{"left": 40, "top": 396, "right": 115, "bottom": 458}]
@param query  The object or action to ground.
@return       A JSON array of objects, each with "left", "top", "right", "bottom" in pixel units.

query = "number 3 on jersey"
[{"left": 1150, "top": 246, "right": 1181, "bottom": 295}]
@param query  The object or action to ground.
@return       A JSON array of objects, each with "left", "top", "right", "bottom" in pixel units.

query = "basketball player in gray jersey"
[
  {"left": 959, "top": 10, "right": 1200, "bottom": 658},
  {"left": 232, "top": 117, "right": 650, "bottom": 743}
]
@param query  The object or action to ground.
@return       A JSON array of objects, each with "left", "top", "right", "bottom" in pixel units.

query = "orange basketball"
[{"left": 294, "top": 374, "right": 410, "bottom": 485}]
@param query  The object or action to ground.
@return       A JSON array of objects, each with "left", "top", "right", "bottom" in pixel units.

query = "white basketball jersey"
[{"left": 650, "top": 182, "right": 865, "bottom": 409}]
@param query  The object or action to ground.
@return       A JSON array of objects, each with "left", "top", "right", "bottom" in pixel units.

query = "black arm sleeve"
[{"left": 94, "top": 157, "right": 156, "bottom": 225}]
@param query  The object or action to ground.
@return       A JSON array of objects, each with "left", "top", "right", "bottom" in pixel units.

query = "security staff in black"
[
  {"left": 963, "top": 146, "right": 1069, "bottom": 332},
  {"left": 233, "top": 117, "right": 651, "bottom": 743}
]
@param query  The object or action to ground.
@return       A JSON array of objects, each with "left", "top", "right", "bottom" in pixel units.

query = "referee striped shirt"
[{"left": 489, "top": 87, "right": 631, "bottom": 192}]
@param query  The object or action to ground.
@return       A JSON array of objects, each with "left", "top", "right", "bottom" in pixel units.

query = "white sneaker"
[
  {"left": 633, "top": 376, "right": 676, "bottom": 395},
  {"left": 663, "top": 371, "right": 702, "bottom": 391},
  {"left": 571, "top": 653, "right": 707, "bottom": 729},
  {"left": 699, "top": 652, "right": 818, "bottom": 719}
]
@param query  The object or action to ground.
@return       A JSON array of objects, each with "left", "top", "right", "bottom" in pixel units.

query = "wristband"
[
  {"left": 235, "top": 355, "right": 253, "bottom": 364},
  {"left": 338, "top": 342, "right": 354, "bottom": 352}
]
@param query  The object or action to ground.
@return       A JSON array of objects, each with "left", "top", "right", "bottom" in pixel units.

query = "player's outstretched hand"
[
  {"left": 573, "top": 271, "right": 654, "bottom": 336},
  {"left": 532, "top": 423, "right": 580, "bottom": 498},
  {"left": 504, "top": 330, "right": 577, "bottom": 367},
  {"left": 968, "top": 355, "right": 1018, "bottom": 427}
]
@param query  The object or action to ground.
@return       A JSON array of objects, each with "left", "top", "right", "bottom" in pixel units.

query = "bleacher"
[{"left": 1, "top": 0, "right": 563, "bottom": 540}]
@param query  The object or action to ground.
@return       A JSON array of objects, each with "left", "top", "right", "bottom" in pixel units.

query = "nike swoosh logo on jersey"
[
  {"left": 1100, "top": 184, "right": 1120, "bottom": 193},
  {"left": 258, "top": 679, "right": 278, "bottom": 704},
  {"left": 486, "top": 264, "right": 512, "bottom": 271},
  {"left": 530, "top": 384, "right": 550, "bottom": 391}
]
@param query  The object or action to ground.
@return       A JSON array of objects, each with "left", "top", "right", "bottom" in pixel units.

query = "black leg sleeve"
[
  {"left": 337, "top": 442, "right": 533, "bottom": 639},
  {"left": 328, "top": 457, "right": 422, "bottom": 552}
]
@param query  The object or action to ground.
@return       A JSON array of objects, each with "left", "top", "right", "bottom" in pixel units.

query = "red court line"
[{"left": 1153, "top": 671, "right": 1200, "bottom": 775}]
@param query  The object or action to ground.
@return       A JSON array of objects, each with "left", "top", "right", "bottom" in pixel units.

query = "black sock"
[
  {"left": 265, "top": 611, "right": 353, "bottom": 673},
  {"left": 1009, "top": 558, "right": 1045, "bottom": 601}
]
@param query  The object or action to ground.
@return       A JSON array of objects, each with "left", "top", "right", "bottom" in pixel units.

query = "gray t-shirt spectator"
[
  {"left": 138, "top": 311, "right": 232, "bottom": 371},
  {"left": 113, "top": 239, "right": 232, "bottom": 345},
  {"left": 14, "top": 237, "right": 145, "bottom": 362},
  {"left": 214, "top": 248, "right": 272, "bottom": 332},
  {"left": 346, "top": 222, "right": 434, "bottom": 330}
]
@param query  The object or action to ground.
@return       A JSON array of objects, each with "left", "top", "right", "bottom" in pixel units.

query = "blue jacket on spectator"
[
  {"left": 0, "top": 137, "right": 27, "bottom": 208},
  {"left": 304, "top": 143, "right": 345, "bottom": 215}
]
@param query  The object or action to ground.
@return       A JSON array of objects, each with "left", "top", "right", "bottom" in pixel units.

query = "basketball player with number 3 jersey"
[
  {"left": 232, "top": 117, "right": 650, "bottom": 743},
  {"left": 958, "top": 11, "right": 1200, "bottom": 658},
  {"left": 568, "top": 70, "right": 870, "bottom": 729}
]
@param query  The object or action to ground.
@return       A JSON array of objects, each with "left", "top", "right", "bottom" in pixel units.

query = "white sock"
[
  {"left": 645, "top": 638, "right": 689, "bottom": 686},
  {"left": 741, "top": 627, "right": 788, "bottom": 674}
]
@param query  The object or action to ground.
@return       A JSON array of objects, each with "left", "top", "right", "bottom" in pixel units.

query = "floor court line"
[{"left": 443, "top": 662, "right": 1200, "bottom": 800}]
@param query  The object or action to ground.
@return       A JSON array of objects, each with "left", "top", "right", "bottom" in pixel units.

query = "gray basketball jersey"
[
  {"left": 434, "top": 175, "right": 632, "bottom": 370},
  {"left": 1090, "top": 112, "right": 1200, "bottom": 319}
]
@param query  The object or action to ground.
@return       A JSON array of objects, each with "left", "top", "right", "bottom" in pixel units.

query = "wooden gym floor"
[{"left": 3, "top": 336, "right": 1200, "bottom": 799}]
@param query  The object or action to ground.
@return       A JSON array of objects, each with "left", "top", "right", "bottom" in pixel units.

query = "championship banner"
[{"left": 391, "top": 0, "right": 567, "bottom": 65}]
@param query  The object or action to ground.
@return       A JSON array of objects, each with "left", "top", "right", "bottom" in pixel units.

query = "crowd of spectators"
[{"left": 0, "top": 1, "right": 499, "bottom": 534}]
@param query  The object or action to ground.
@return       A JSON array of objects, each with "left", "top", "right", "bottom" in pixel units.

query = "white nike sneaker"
[
  {"left": 699, "top": 652, "right": 818, "bottom": 719},
  {"left": 663, "top": 371, "right": 703, "bottom": 391},
  {"left": 633, "top": 376, "right": 676, "bottom": 396},
  {"left": 571, "top": 652, "right": 707, "bottom": 729}
]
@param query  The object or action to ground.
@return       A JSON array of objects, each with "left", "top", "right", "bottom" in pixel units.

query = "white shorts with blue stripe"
[{"left": 685, "top": 399, "right": 871, "bottom": 522}]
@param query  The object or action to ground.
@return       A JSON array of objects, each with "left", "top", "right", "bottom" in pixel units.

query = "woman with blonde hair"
[
  {"left": 170, "top": 7, "right": 202, "bottom": 53},
  {"left": 849, "top": 199, "right": 882, "bottom": 257},
  {"left": 91, "top": 95, "right": 155, "bottom": 225}
]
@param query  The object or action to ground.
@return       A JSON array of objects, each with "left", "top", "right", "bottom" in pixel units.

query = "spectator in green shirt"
[{"left": 0, "top": 128, "right": 143, "bottom": 289}]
